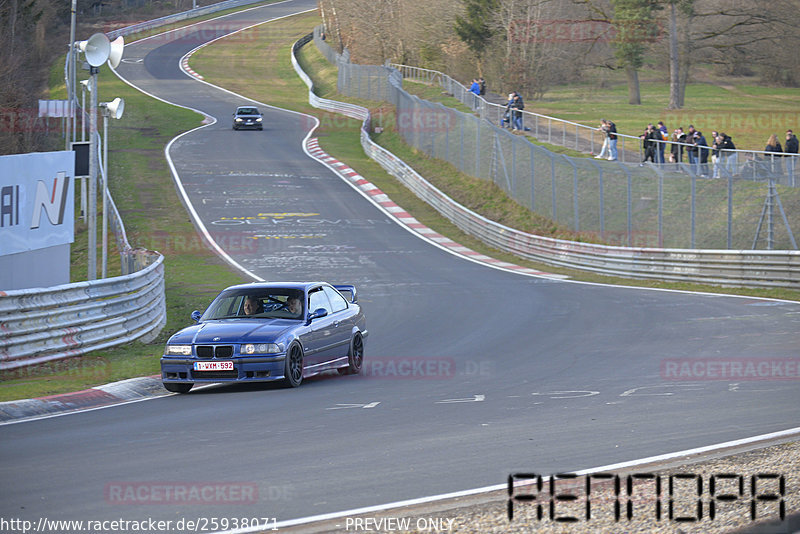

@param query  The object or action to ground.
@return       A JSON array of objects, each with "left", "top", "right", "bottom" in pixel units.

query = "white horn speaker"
[
  {"left": 83, "top": 33, "right": 110, "bottom": 67},
  {"left": 106, "top": 98, "right": 125, "bottom": 120},
  {"left": 108, "top": 36, "right": 125, "bottom": 69}
]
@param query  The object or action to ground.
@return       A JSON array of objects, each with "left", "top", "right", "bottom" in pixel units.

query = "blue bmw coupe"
[{"left": 160, "top": 282, "right": 367, "bottom": 393}]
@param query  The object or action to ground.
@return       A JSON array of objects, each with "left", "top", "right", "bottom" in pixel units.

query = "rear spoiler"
[{"left": 333, "top": 284, "right": 357, "bottom": 304}]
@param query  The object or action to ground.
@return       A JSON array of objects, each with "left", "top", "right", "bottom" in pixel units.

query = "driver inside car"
[{"left": 243, "top": 296, "right": 263, "bottom": 316}]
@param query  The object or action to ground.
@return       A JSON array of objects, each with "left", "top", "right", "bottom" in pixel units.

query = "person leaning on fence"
[
  {"left": 469, "top": 78, "right": 481, "bottom": 96},
  {"left": 595, "top": 119, "right": 610, "bottom": 159},
  {"left": 765, "top": 134, "right": 783, "bottom": 175},
  {"left": 670, "top": 127, "right": 685, "bottom": 165}
]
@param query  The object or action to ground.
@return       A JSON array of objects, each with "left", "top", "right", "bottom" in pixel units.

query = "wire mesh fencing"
[{"left": 315, "top": 27, "right": 798, "bottom": 251}]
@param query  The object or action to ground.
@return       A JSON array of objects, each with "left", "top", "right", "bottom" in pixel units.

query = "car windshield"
[
  {"left": 202, "top": 288, "right": 304, "bottom": 320},
  {"left": 237, "top": 107, "right": 259, "bottom": 115}
]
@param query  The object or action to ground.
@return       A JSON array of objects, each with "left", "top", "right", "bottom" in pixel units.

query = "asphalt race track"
[{"left": 2, "top": 0, "right": 799, "bottom": 528}]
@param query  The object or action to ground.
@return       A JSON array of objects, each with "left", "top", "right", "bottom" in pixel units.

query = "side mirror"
[
  {"left": 191, "top": 310, "right": 202, "bottom": 323},
  {"left": 307, "top": 308, "right": 328, "bottom": 322}
]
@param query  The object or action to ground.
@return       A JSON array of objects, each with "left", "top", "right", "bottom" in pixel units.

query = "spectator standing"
[
  {"left": 686, "top": 125, "right": 698, "bottom": 165},
  {"left": 718, "top": 132, "right": 736, "bottom": 176},
  {"left": 607, "top": 119, "right": 618, "bottom": 161},
  {"left": 711, "top": 131, "right": 721, "bottom": 177},
  {"left": 511, "top": 92, "right": 525, "bottom": 131},
  {"left": 478, "top": 77, "right": 486, "bottom": 96},
  {"left": 694, "top": 131, "right": 709, "bottom": 176},
  {"left": 640, "top": 124, "right": 659, "bottom": 164},
  {"left": 656, "top": 121, "right": 668, "bottom": 163},
  {"left": 785, "top": 129, "right": 798, "bottom": 181},
  {"left": 765, "top": 134, "right": 783, "bottom": 175},
  {"left": 670, "top": 127, "right": 686, "bottom": 166},
  {"left": 595, "top": 119, "right": 610, "bottom": 159},
  {"left": 469, "top": 78, "right": 481, "bottom": 111},
  {"left": 501, "top": 93, "right": 514, "bottom": 128}
]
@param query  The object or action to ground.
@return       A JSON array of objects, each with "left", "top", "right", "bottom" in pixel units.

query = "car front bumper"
[{"left": 161, "top": 355, "right": 285, "bottom": 383}]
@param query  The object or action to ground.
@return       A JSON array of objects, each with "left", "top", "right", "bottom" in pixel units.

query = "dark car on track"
[
  {"left": 232, "top": 105, "right": 263, "bottom": 130},
  {"left": 160, "top": 282, "right": 367, "bottom": 393}
]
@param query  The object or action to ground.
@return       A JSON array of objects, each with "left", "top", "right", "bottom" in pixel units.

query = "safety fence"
[
  {"left": 323, "top": 33, "right": 798, "bottom": 251},
  {"left": 293, "top": 28, "right": 800, "bottom": 288},
  {"left": 392, "top": 63, "right": 800, "bottom": 186}
]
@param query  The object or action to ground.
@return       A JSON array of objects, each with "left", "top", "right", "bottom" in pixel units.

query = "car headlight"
[
  {"left": 242, "top": 343, "right": 282, "bottom": 355},
  {"left": 165, "top": 344, "right": 192, "bottom": 356},
  {"left": 256, "top": 117, "right": 262, "bottom": 122},
  {"left": 235, "top": 118, "right": 243, "bottom": 122}
]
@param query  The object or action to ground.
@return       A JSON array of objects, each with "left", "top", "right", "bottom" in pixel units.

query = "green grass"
[
  {"left": 526, "top": 78, "right": 800, "bottom": 151},
  {"left": 3, "top": 10, "right": 798, "bottom": 402}
]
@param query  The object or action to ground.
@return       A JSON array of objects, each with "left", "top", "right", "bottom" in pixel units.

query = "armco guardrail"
[
  {"left": 0, "top": 253, "right": 166, "bottom": 371},
  {"left": 106, "top": 0, "right": 269, "bottom": 40},
  {"left": 1, "top": 132, "right": 166, "bottom": 372},
  {"left": 293, "top": 30, "right": 800, "bottom": 289}
]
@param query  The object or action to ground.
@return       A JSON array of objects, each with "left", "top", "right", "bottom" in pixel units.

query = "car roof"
[{"left": 222, "top": 282, "right": 327, "bottom": 292}]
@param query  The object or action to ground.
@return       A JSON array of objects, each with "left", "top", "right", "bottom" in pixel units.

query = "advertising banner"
[{"left": 0, "top": 151, "right": 75, "bottom": 257}]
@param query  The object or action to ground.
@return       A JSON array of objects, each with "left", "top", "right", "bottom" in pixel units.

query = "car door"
[
  {"left": 322, "top": 285, "right": 353, "bottom": 361},
  {"left": 304, "top": 287, "right": 336, "bottom": 367}
]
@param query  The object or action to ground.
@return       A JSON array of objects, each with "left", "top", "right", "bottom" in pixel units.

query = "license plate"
[{"left": 194, "top": 361, "right": 233, "bottom": 371}]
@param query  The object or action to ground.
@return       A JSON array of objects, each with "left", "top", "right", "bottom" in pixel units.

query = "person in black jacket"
[
  {"left": 693, "top": 131, "right": 710, "bottom": 176},
  {"left": 640, "top": 124, "right": 659, "bottom": 164},
  {"left": 718, "top": 133, "right": 736, "bottom": 176},
  {"left": 785, "top": 129, "right": 799, "bottom": 181}
]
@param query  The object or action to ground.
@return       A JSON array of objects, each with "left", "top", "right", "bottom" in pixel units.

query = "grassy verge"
[{"left": 3, "top": 10, "right": 797, "bottom": 402}]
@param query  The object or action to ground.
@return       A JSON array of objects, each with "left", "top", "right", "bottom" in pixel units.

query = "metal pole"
[
  {"left": 69, "top": 0, "right": 77, "bottom": 145},
  {"left": 727, "top": 169, "right": 733, "bottom": 249},
  {"left": 88, "top": 69, "right": 98, "bottom": 281},
  {"left": 691, "top": 170, "right": 696, "bottom": 249},
  {"left": 81, "top": 86, "right": 86, "bottom": 141},
  {"left": 102, "top": 112, "right": 108, "bottom": 278}
]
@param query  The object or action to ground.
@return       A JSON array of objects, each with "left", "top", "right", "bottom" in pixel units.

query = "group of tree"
[
  {"left": 0, "top": 0, "right": 194, "bottom": 155},
  {"left": 318, "top": 0, "right": 800, "bottom": 107}
]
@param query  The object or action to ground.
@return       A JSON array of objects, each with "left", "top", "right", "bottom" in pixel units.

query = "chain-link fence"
[{"left": 315, "top": 27, "right": 798, "bottom": 251}]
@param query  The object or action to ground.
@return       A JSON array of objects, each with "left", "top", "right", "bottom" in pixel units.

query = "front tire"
[
  {"left": 283, "top": 343, "right": 304, "bottom": 387},
  {"left": 164, "top": 383, "right": 193, "bottom": 394},
  {"left": 339, "top": 333, "right": 364, "bottom": 375}
]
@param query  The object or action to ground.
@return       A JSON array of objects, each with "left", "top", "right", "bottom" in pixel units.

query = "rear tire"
[
  {"left": 164, "top": 383, "right": 193, "bottom": 394},
  {"left": 339, "top": 333, "right": 364, "bottom": 375},
  {"left": 283, "top": 343, "right": 304, "bottom": 387}
]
